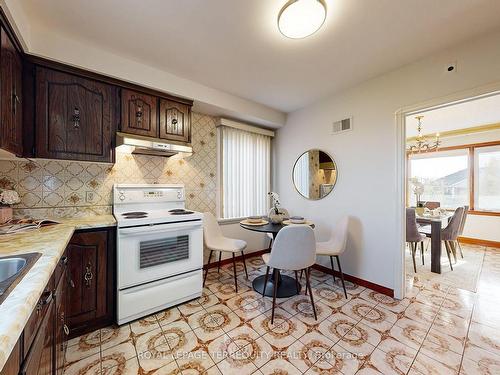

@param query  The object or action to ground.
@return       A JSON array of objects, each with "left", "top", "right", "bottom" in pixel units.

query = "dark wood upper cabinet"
[
  {"left": 0, "top": 26, "right": 23, "bottom": 156},
  {"left": 159, "top": 99, "right": 191, "bottom": 143},
  {"left": 35, "top": 67, "right": 117, "bottom": 162},
  {"left": 120, "top": 89, "right": 158, "bottom": 137},
  {"left": 66, "top": 229, "right": 114, "bottom": 338}
]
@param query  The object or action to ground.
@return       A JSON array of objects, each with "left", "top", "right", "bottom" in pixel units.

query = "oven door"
[{"left": 117, "top": 220, "right": 203, "bottom": 289}]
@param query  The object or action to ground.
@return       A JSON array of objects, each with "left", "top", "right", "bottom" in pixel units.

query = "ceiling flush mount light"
[{"left": 278, "top": 0, "right": 327, "bottom": 39}]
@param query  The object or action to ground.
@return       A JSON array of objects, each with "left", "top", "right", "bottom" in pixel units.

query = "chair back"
[
  {"left": 442, "top": 206, "right": 465, "bottom": 241},
  {"left": 326, "top": 216, "right": 349, "bottom": 255},
  {"left": 458, "top": 205, "right": 469, "bottom": 236},
  {"left": 406, "top": 208, "right": 422, "bottom": 242},
  {"left": 267, "top": 225, "right": 316, "bottom": 271},
  {"left": 203, "top": 212, "right": 224, "bottom": 248},
  {"left": 424, "top": 201, "right": 441, "bottom": 210}
]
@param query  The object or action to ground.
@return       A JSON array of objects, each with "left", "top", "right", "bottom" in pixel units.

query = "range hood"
[{"left": 116, "top": 132, "right": 192, "bottom": 157}]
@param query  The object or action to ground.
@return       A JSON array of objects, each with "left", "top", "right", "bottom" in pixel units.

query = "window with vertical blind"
[{"left": 218, "top": 123, "right": 272, "bottom": 219}]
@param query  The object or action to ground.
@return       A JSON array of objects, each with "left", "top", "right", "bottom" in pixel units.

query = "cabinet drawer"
[{"left": 23, "top": 275, "right": 54, "bottom": 354}]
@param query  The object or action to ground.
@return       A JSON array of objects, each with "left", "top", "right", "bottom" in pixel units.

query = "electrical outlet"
[{"left": 85, "top": 191, "right": 95, "bottom": 203}]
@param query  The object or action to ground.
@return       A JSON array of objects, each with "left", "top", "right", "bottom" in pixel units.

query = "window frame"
[
  {"left": 406, "top": 140, "right": 500, "bottom": 216},
  {"left": 216, "top": 125, "right": 273, "bottom": 222}
]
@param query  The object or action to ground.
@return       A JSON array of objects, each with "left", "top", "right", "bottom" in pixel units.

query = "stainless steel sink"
[
  {"left": 0, "top": 257, "right": 27, "bottom": 283},
  {"left": 0, "top": 253, "right": 41, "bottom": 304}
]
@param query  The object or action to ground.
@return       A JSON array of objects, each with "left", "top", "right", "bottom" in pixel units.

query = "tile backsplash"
[{"left": 0, "top": 112, "right": 217, "bottom": 219}]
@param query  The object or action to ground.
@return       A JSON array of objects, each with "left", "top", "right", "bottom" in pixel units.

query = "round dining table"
[{"left": 240, "top": 218, "right": 314, "bottom": 298}]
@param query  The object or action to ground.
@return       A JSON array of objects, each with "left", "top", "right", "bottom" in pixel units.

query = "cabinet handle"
[
  {"left": 63, "top": 324, "right": 70, "bottom": 336},
  {"left": 136, "top": 105, "right": 143, "bottom": 124},
  {"left": 84, "top": 264, "right": 93, "bottom": 287},
  {"left": 12, "top": 91, "right": 20, "bottom": 114},
  {"left": 72, "top": 107, "right": 80, "bottom": 128},
  {"left": 61, "top": 256, "right": 68, "bottom": 265},
  {"left": 69, "top": 279, "right": 75, "bottom": 288},
  {"left": 36, "top": 290, "right": 53, "bottom": 313},
  {"left": 171, "top": 118, "right": 178, "bottom": 125}
]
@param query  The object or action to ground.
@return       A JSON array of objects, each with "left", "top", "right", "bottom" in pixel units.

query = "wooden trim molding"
[
  {"left": 204, "top": 250, "right": 395, "bottom": 298},
  {"left": 406, "top": 122, "right": 500, "bottom": 142},
  {"left": 459, "top": 236, "right": 500, "bottom": 248},
  {"left": 468, "top": 210, "right": 500, "bottom": 217},
  {"left": 312, "top": 263, "right": 394, "bottom": 297},
  {"left": 203, "top": 248, "right": 270, "bottom": 269}
]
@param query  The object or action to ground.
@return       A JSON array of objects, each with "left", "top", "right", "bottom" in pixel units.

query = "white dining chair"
[
  {"left": 261, "top": 225, "right": 317, "bottom": 324},
  {"left": 315, "top": 216, "right": 349, "bottom": 298},
  {"left": 202, "top": 212, "right": 248, "bottom": 292}
]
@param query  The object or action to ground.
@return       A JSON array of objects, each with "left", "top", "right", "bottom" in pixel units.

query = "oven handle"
[{"left": 118, "top": 221, "right": 202, "bottom": 235}]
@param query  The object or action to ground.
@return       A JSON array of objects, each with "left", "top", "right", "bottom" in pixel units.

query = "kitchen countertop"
[{"left": 0, "top": 215, "right": 116, "bottom": 371}]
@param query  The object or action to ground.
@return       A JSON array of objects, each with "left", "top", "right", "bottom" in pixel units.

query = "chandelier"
[{"left": 407, "top": 116, "right": 440, "bottom": 153}]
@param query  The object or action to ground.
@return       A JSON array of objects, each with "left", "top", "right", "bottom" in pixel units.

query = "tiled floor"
[{"left": 63, "top": 246, "right": 500, "bottom": 374}]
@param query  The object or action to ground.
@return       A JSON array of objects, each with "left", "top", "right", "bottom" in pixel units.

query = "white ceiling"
[
  {"left": 17, "top": 0, "right": 500, "bottom": 112},
  {"left": 406, "top": 94, "right": 500, "bottom": 137}
]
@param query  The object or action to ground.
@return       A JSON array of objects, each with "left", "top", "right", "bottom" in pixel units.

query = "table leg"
[{"left": 430, "top": 220, "right": 442, "bottom": 274}]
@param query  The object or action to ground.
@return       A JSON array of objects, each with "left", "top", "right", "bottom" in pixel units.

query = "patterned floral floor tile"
[{"left": 62, "top": 245, "right": 500, "bottom": 375}]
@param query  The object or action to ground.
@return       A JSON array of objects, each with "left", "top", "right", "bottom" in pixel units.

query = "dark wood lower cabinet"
[
  {"left": 67, "top": 228, "right": 115, "bottom": 338},
  {"left": 0, "top": 227, "right": 115, "bottom": 375},
  {"left": 20, "top": 299, "right": 54, "bottom": 375}
]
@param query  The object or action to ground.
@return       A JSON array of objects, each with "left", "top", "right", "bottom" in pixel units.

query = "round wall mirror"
[{"left": 292, "top": 149, "right": 337, "bottom": 200}]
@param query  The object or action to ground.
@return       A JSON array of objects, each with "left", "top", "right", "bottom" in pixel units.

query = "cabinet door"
[
  {"left": 35, "top": 67, "right": 116, "bottom": 162},
  {"left": 20, "top": 299, "right": 54, "bottom": 375},
  {"left": 67, "top": 230, "right": 113, "bottom": 336},
  {"left": 0, "top": 27, "right": 23, "bottom": 156},
  {"left": 159, "top": 99, "right": 191, "bottom": 142},
  {"left": 120, "top": 89, "right": 158, "bottom": 137}
]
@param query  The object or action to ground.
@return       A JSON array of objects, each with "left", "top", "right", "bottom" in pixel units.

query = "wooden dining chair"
[
  {"left": 406, "top": 208, "right": 426, "bottom": 273},
  {"left": 203, "top": 212, "right": 248, "bottom": 291},
  {"left": 424, "top": 201, "right": 441, "bottom": 210},
  {"left": 261, "top": 225, "right": 317, "bottom": 324}
]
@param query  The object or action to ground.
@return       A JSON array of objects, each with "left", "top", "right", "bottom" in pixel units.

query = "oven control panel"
[
  {"left": 113, "top": 185, "right": 184, "bottom": 204},
  {"left": 143, "top": 191, "right": 163, "bottom": 198}
]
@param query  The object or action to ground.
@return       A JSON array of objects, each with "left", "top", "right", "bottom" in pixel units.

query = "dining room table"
[
  {"left": 416, "top": 212, "right": 453, "bottom": 274},
  {"left": 239, "top": 218, "right": 315, "bottom": 298}
]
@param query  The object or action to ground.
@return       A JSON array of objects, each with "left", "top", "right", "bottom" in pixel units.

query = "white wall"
[
  {"left": 463, "top": 215, "right": 500, "bottom": 242},
  {"left": 275, "top": 29, "right": 500, "bottom": 290}
]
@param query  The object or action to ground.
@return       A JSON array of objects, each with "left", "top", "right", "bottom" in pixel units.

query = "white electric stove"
[{"left": 113, "top": 184, "right": 203, "bottom": 324}]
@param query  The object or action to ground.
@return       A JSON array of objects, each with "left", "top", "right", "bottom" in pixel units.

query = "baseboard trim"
[
  {"left": 312, "top": 263, "right": 394, "bottom": 298},
  {"left": 459, "top": 236, "right": 500, "bottom": 248},
  {"left": 203, "top": 248, "right": 270, "bottom": 270},
  {"left": 203, "top": 249, "right": 395, "bottom": 298}
]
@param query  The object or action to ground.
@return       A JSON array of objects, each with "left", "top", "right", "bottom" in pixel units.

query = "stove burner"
[
  {"left": 169, "top": 209, "right": 195, "bottom": 215},
  {"left": 122, "top": 211, "right": 148, "bottom": 219},
  {"left": 122, "top": 211, "right": 148, "bottom": 216}
]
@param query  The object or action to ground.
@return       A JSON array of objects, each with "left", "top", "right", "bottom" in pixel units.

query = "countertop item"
[{"left": 0, "top": 214, "right": 116, "bottom": 371}]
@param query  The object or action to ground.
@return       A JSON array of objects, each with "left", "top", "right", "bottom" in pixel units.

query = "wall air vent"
[{"left": 332, "top": 117, "right": 352, "bottom": 134}]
